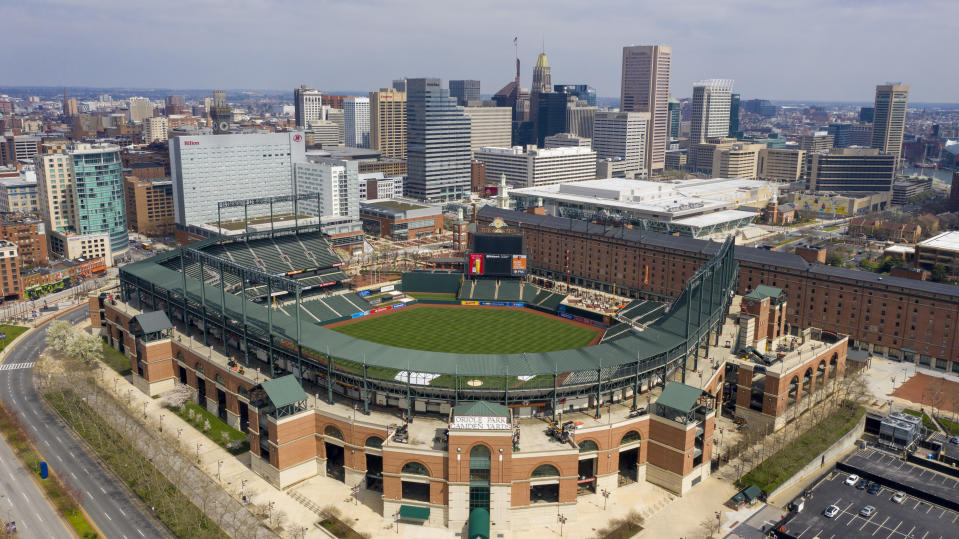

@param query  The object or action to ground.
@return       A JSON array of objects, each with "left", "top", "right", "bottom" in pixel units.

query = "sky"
[{"left": 2, "top": 0, "right": 956, "bottom": 103}]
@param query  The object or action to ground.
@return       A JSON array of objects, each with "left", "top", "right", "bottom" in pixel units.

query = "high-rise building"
[
  {"left": 462, "top": 105, "right": 512, "bottom": 155},
  {"left": 743, "top": 99, "right": 777, "bottom": 118},
  {"left": 711, "top": 142, "right": 763, "bottom": 179},
  {"left": 325, "top": 107, "right": 345, "bottom": 144},
  {"left": 142, "top": 116, "right": 169, "bottom": 143},
  {"left": 554, "top": 84, "right": 596, "bottom": 107},
  {"left": 531, "top": 53, "right": 551, "bottom": 93},
  {"left": 621, "top": 45, "right": 671, "bottom": 173},
  {"left": 474, "top": 146, "right": 596, "bottom": 188},
  {"left": 689, "top": 79, "right": 733, "bottom": 168},
  {"left": 0, "top": 178, "right": 39, "bottom": 214},
  {"left": 531, "top": 91, "right": 567, "bottom": 147},
  {"left": 758, "top": 148, "right": 805, "bottom": 181},
  {"left": 406, "top": 78, "right": 471, "bottom": 201},
  {"left": 827, "top": 123, "right": 853, "bottom": 148},
  {"left": 210, "top": 90, "right": 232, "bottom": 135},
  {"left": 65, "top": 97, "right": 78, "bottom": 117},
  {"left": 344, "top": 97, "right": 371, "bottom": 148},
  {"left": 169, "top": 133, "right": 306, "bottom": 227},
  {"left": 668, "top": 97, "right": 681, "bottom": 139},
  {"left": 850, "top": 124, "right": 873, "bottom": 147},
  {"left": 593, "top": 111, "right": 649, "bottom": 179},
  {"left": 544, "top": 133, "right": 592, "bottom": 148},
  {"left": 124, "top": 176, "right": 174, "bottom": 236},
  {"left": 804, "top": 148, "right": 896, "bottom": 192},
  {"left": 36, "top": 144, "right": 128, "bottom": 256},
  {"left": 871, "top": 83, "right": 909, "bottom": 161},
  {"left": 566, "top": 98, "right": 596, "bottom": 140},
  {"left": 369, "top": 88, "right": 407, "bottom": 159},
  {"left": 729, "top": 93, "right": 741, "bottom": 137},
  {"left": 392, "top": 78, "right": 408, "bottom": 93},
  {"left": 859, "top": 107, "right": 875, "bottom": 123},
  {"left": 449, "top": 80, "right": 480, "bottom": 106},
  {"left": 127, "top": 98, "right": 153, "bottom": 123},
  {"left": 294, "top": 85, "right": 323, "bottom": 129},
  {"left": 164, "top": 95, "right": 186, "bottom": 115},
  {"left": 799, "top": 131, "right": 834, "bottom": 154},
  {"left": 0, "top": 135, "right": 41, "bottom": 167},
  {"left": 293, "top": 157, "right": 360, "bottom": 219}
]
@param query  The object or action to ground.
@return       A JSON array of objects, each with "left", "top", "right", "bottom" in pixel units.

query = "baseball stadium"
[{"left": 93, "top": 207, "right": 756, "bottom": 534}]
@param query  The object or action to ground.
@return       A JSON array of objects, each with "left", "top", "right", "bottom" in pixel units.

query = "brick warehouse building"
[{"left": 477, "top": 206, "right": 959, "bottom": 373}]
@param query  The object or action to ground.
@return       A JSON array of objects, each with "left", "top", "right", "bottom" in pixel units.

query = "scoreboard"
[{"left": 469, "top": 231, "right": 525, "bottom": 276}]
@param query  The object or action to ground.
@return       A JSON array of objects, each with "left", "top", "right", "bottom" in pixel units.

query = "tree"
[
  {"left": 45, "top": 320, "right": 75, "bottom": 352},
  {"left": 931, "top": 263, "right": 948, "bottom": 283},
  {"left": 160, "top": 383, "right": 194, "bottom": 409},
  {"left": 67, "top": 331, "right": 103, "bottom": 364}
]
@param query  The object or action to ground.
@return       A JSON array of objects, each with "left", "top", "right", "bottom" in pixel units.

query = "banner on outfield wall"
[
  {"left": 460, "top": 301, "right": 525, "bottom": 307},
  {"left": 559, "top": 311, "right": 610, "bottom": 329},
  {"left": 351, "top": 301, "right": 408, "bottom": 319}
]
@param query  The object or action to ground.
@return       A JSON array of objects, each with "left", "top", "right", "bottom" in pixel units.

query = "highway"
[
  {"left": 0, "top": 306, "right": 168, "bottom": 539},
  {"left": 0, "top": 427, "right": 72, "bottom": 538}
]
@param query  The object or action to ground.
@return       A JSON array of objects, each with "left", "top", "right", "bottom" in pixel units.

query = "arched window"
[
  {"left": 401, "top": 461, "right": 429, "bottom": 476},
  {"left": 579, "top": 440, "right": 599, "bottom": 453},
  {"left": 620, "top": 431, "right": 641, "bottom": 445},
  {"left": 531, "top": 464, "right": 560, "bottom": 478},
  {"left": 365, "top": 436, "right": 383, "bottom": 449},
  {"left": 324, "top": 425, "right": 344, "bottom": 440}
]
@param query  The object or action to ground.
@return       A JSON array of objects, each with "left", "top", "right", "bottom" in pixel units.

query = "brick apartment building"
[
  {"left": 0, "top": 214, "right": 48, "bottom": 267},
  {"left": 124, "top": 176, "right": 175, "bottom": 236}
]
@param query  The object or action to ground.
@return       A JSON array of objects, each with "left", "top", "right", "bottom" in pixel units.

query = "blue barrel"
[{"left": 39, "top": 461, "right": 48, "bottom": 479}]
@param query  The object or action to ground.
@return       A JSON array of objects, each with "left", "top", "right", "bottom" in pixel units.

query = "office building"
[
  {"left": 36, "top": 143, "right": 128, "bottom": 256},
  {"left": 743, "top": 99, "right": 777, "bottom": 117},
  {"left": 891, "top": 177, "right": 932, "bottom": 205},
  {"left": 344, "top": 97, "right": 371, "bottom": 148},
  {"left": 758, "top": 148, "right": 805, "bottom": 181},
  {"left": 827, "top": 123, "right": 853, "bottom": 148},
  {"left": 169, "top": 133, "right": 306, "bottom": 227},
  {"left": 392, "top": 78, "right": 408, "bottom": 93},
  {"left": 566, "top": 98, "right": 596, "bottom": 139},
  {"left": 359, "top": 172, "right": 404, "bottom": 201},
  {"left": 531, "top": 53, "right": 551, "bottom": 93},
  {"left": 544, "top": 133, "right": 591, "bottom": 148},
  {"left": 124, "top": 176, "right": 174, "bottom": 236},
  {"left": 689, "top": 138, "right": 736, "bottom": 175},
  {"left": 405, "top": 78, "right": 471, "bottom": 201},
  {"left": 593, "top": 111, "right": 649, "bottom": 178},
  {"left": 359, "top": 199, "right": 443, "bottom": 240},
  {"left": 804, "top": 148, "right": 896, "bottom": 193},
  {"left": 294, "top": 85, "right": 323, "bottom": 129},
  {"left": 665, "top": 149, "right": 687, "bottom": 170},
  {"left": 689, "top": 79, "right": 733, "bottom": 169},
  {"left": 871, "top": 83, "right": 909, "bottom": 161},
  {"left": 307, "top": 121, "right": 342, "bottom": 148},
  {"left": 0, "top": 177, "right": 39, "bottom": 214},
  {"left": 293, "top": 157, "right": 360, "bottom": 219},
  {"left": 799, "top": 131, "right": 834, "bottom": 154},
  {"left": 322, "top": 95, "right": 359, "bottom": 110},
  {"left": 729, "top": 93, "right": 741, "bottom": 137},
  {"left": 530, "top": 91, "right": 567, "bottom": 147},
  {"left": 621, "top": 45, "right": 671, "bottom": 173},
  {"left": 668, "top": 97, "right": 680, "bottom": 139},
  {"left": 554, "top": 84, "right": 596, "bottom": 107},
  {"left": 462, "top": 105, "right": 512, "bottom": 155},
  {"left": 128, "top": 97, "right": 154, "bottom": 123},
  {"left": 449, "top": 80, "right": 480, "bottom": 106},
  {"left": 164, "top": 95, "right": 186, "bottom": 115},
  {"left": 850, "top": 124, "right": 873, "bottom": 147},
  {"left": 711, "top": 142, "right": 763, "bottom": 179},
  {"left": 369, "top": 88, "right": 407, "bottom": 159},
  {"left": 859, "top": 106, "right": 875, "bottom": 123},
  {"left": 475, "top": 146, "right": 596, "bottom": 188},
  {"left": 142, "top": 116, "right": 169, "bottom": 143},
  {"left": 0, "top": 215, "right": 48, "bottom": 267},
  {"left": 324, "top": 107, "right": 345, "bottom": 145},
  {"left": 1, "top": 135, "right": 41, "bottom": 167}
]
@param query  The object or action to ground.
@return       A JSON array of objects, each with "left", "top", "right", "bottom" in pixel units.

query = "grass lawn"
[
  {"left": 937, "top": 416, "right": 959, "bottom": 436},
  {"left": 0, "top": 324, "right": 28, "bottom": 353},
  {"left": 902, "top": 408, "right": 938, "bottom": 431},
  {"left": 101, "top": 342, "right": 132, "bottom": 375},
  {"left": 172, "top": 402, "right": 249, "bottom": 455},
  {"left": 329, "top": 307, "right": 598, "bottom": 354},
  {"left": 773, "top": 237, "right": 800, "bottom": 247},
  {"left": 737, "top": 403, "right": 864, "bottom": 494}
]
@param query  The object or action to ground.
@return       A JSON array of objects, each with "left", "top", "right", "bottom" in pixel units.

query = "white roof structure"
[{"left": 918, "top": 231, "right": 959, "bottom": 252}]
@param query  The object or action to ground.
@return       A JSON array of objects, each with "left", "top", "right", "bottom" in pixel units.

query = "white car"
[
  {"left": 844, "top": 474, "right": 860, "bottom": 486},
  {"left": 892, "top": 491, "right": 906, "bottom": 504},
  {"left": 824, "top": 505, "right": 840, "bottom": 518}
]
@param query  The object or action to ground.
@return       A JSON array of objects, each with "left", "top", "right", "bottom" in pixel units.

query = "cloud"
[{"left": 1, "top": 0, "right": 955, "bottom": 102}]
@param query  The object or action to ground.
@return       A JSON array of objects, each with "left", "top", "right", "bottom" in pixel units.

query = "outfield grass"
[{"left": 330, "top": 307, "right": 598, "bottom": 354}]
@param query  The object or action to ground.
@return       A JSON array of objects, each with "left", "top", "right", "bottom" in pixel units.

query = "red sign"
[
  {"left": 371, "top": 307, "right": 390, "bottom": 314},
  {"left": 319, "top": 281, "right": 336, "bottom": 287},
  {"left": 468, "top": 253, "right": 484, "bottom": 275},
  {"left": 293, "top": 134, "right": 303, "bottom": 142},
  {"left": 484, "top": 186, "right": 499, "bottom": 197},
  {"left": 184, "top": 141, "right": 199, "bottom": 146},
  {"left": 332, "top": 262, "right": 345, "bottom": 267}
]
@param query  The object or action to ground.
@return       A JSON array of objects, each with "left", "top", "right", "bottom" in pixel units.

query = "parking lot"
[{"left": 779, "top": 471, "right": 959, "bottom": 538}]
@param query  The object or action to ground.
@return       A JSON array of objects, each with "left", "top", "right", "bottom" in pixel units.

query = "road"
[
  {"left": 0, "top": 428, "right": 73, "bottom": 538},
  {"left": 0, "top": 307, "right": 168, "bottom": 539}
]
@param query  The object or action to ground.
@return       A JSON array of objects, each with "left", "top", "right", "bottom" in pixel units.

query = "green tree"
[{"left": 932, "top": 263, "right": 948, "bottom": 283}]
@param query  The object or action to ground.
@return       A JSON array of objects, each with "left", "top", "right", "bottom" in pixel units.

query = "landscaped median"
[
  {"left": 0, "top": 402, "right": 100, "bottom": 538},
  {"left": 169, "top": 400, "right": 249, "bottom": 455},
  {"left": 736, "top": 402, "right": 865, "bottom": 495}
]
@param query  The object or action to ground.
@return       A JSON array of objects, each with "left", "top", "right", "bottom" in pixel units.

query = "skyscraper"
[
  {"left": 531, "top": 91, "right": 567, "bottom": 147},
  {"left": 593, "top": 111, "right": 649, "bottom": 178},
  {"left": 392, "top": 78, "right": 408, "bottom": 93},
  {"left": 449, "top": 80, "right": 480, "bottom": 106},
  {"left": 554, "top": 84, "right": 596, "bottom": 107},
  {"left": 689, "top": 79, "right": 733, "bottom": 170},
  {"left": 621, "top": 45, "right": 671, "bottom": 173},
  {"left": 406, "top": 78, "right": 471, "bottom": 201},
  {"left": 729, "top": 93, "right": 741, "bottom": 137},
  {"left": 531, "top": 53, "right": 551, "bottom": 93},
  {"left": 668, "top": 97, "right": 680, "bottom": 139},
  {"left": 294, "top": 85, "right": 323, "bottom": 129},
  {"left": 859, "top": 107, "right": 875, "bottom": 123},
  {"left": 369, "top": 88, "right": 407, "bottom": 159},
  {"left": 164, "top": 95, "right": 186, "bottom": 115},
  {"left": 344, "top": 97, "right": 371, "bottom": 148},
  {"left": 871, "top": 83, "right": 909, "bottom": 162}
]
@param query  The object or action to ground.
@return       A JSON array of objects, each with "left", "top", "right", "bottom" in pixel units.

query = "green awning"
[
  {"left": 399, "top": 505, "right": 430, "bottom": 520},
  {"left": 745, "top": 285, "right": 783, "bottom": 301},
  {"left": 468, "top": 507, "right": 490, "bottom": 539},
  {"left": 655, "top": 382, "right": 704, "bottom": 415},
  {"left": 259, "top": 375, "right": 309, "bottom": 409},
  {"left": 132, "top": 311, "right": 172, "bottom": 334}
]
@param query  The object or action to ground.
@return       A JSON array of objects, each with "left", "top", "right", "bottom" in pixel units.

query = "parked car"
[
  {"left": 867, "top": 483, "right": 881, "bottom": 495},
  {"left": 845, "top": 474, "right": 860, "bottom": 486},
  {"left": 824, "top": 505, "right": 840, "bottom": 518},
  {"left": 892, "top": 492, "right": 906, "bottom": 504},
  {"left": 950, "top": 436, "right": 959, "bottom": 445},
  {"left": 856, "top": 479, "right": 869, "bottom": 490},
  {"left": 859, "top": 505, "right": 876, "bottom": 518}
]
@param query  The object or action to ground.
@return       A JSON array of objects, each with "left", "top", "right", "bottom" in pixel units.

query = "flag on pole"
[{"left": 513, "top": 37, "right": 518, "bottom": 45}]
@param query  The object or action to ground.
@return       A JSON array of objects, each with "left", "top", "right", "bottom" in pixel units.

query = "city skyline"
[{"left": 3, "top": 1, "right": 957, "bottom": 103}]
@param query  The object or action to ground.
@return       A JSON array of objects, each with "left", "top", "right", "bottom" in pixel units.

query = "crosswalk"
[{"left": 0, "top": 362, "right": 35, "bottom": 371}]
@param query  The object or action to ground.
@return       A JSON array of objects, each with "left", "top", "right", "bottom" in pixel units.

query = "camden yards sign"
[
  {"left": 479, "top": 217, "right": 518, "bottom": 235},
  {"left": 450, "top": 415, "right": 511, "bottom": 430}
]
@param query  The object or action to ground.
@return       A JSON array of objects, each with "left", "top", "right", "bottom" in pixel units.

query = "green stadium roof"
[
  {"left": 656, "top": 382, "right": 703, "bottom": 414},
  {"left": 453, "top": 401, "right": 509, "bottom": 418},
  {"left": 744, "top": 285, "right": 783, "bottom": 301},
  {"left": 260, "top": 375, "right": 308, "bottom": 409}
]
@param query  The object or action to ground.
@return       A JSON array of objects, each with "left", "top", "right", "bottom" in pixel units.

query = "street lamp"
[
  {"left": 196, "top": 442, "right": 202, "bottom": 462},
  {"left": 558, "top": 514, "right": 567, "bottom": 536},
  {"left": 601, "top": 489, "right": 611, "bottom": 510},
  {"left": 217, "top": 459, "right": 223, "bottom": 482},
  {"left": 241, "top": 480, "right": 247, "bottom": 502}
]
